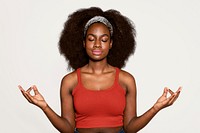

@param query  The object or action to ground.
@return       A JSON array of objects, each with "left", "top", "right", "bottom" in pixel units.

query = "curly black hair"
[{"left": 58, "top": 7, "right": 136, "bottom": 70}]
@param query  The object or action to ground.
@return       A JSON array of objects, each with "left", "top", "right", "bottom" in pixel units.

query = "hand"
[
  {"left": 18, "top": 85, "right": 48, "bottom": 110},
  {"left": 154, "top": 86, "right": 182, "bottom": 111}
]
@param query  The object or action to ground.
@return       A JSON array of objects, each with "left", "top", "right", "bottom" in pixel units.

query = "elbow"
[
  {"left": 57, "top": 122, "right": 75, "bottom": 133},
  {"left": 124, "top": 125, "right": 137, "bottom": 133},
  {"left": 124, "top": 128, "right": 137, "bottom": 133},
  {"left": 59, "top": 128, "right": 74, "bottom": 133},
  {"left": 124, "top": 117, "right": 140, "bottom": 133}
]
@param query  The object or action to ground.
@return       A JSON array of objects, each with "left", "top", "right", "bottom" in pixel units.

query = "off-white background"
[{"left": 0, "top": 0, "right": 199, "bottom": 132}]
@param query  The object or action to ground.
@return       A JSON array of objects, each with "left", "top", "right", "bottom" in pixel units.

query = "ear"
[
  {"left": 83, "top": 41, "right": 86, "bottom": 48},
  {"left": 109, "top": 40, "right": 113, "bottom": 49}
]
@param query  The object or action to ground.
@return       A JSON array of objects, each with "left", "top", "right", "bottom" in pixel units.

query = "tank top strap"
[
  {"left": 114, "top": 67, "right": 120, "bottom": 83},
  {"left": 76, "top": 68, "right": 81, "bottom": 83},
  {"left": 72, "top": 68, "right": 81, "bottom": 95}
]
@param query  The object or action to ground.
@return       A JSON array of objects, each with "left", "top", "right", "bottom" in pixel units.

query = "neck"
[{"left": 87, "top": 59, "right": 110, "bottom": 74}]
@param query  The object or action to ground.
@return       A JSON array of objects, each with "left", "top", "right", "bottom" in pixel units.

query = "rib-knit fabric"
[{"left": 72, "top": 67, "right": 126, "bottom": 128}]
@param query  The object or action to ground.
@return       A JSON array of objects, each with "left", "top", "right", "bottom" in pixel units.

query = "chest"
[
  {"left": 73, "top": 85, "right": 126, "bottom": 116},
  {"left": 81, "top": 72, "right": 115, "bottom": 91}
]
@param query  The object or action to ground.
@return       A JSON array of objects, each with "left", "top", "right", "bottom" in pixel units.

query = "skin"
[{"left": 19, "top": 23, "right": 182, "bottom": 133}]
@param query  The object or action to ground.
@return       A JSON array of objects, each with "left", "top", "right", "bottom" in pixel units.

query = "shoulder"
[
  {"left": 62, "top": 70, "right": 77, "bottom": 83},
  {"left": 119, "top": 69, "right": 135, "bottom": 83},
  {"left": 61, "top": 69, "right": 78, "bottom": 93},
  {"left": 118, "top": 69, "right": 136, "bottom": 93}
]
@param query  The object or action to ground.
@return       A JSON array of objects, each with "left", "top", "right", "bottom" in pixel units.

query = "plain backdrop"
[{"left": 0, "top": 0, "right": 199, "bottom": 132}]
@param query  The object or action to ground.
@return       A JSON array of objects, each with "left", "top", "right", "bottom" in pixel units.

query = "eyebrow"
[{"left": 86, "top": 33, "right": 109, "bottom": 38}]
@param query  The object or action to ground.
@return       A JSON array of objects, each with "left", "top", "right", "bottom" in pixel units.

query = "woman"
[{"left": 19, "top": 7, "right": 181, "bottom": 133}]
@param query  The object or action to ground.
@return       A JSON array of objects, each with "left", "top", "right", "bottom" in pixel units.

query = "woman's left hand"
[{"left": 154, "top": 87, "right": 182, "bottom": 111}]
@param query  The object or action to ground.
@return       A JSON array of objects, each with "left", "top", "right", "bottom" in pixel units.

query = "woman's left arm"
[{"left": 121, "top": 71, "right": 182, "bottom": 133}]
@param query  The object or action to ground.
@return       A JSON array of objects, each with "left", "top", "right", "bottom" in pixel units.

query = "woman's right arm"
[{"left": 18, "top": 72, "right": 77, "bottom": 133}]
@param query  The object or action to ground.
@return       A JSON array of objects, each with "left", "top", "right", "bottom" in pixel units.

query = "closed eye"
[
  {"left": 88, "top": 38, "right": 94, "bottom": 41},
  {"left": 102, "top": 39, "right": 108, "bottom": 42}
]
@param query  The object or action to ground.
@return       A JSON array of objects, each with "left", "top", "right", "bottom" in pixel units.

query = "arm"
[
  {"left": 18, "top": 72, "right": 77, "bottom": 133},
  {"left": 120, "top": 71, "right": 181, "bottom": 133}
]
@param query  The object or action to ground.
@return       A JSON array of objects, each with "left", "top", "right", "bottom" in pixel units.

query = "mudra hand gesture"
[
  {"left": 18, "top": 85, "right": 48, "bottom": 110},
  {"left": 154, "top": 87, "right": 182, "bottom": 111}
]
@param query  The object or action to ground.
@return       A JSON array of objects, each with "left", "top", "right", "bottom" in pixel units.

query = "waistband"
[{"left": 74, "top": 128, "right": 125, "bottom": 133}]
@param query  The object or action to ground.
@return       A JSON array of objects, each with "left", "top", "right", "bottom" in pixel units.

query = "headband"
[{"left": 84, "top": 16, "right": 113, "bottom": 36}]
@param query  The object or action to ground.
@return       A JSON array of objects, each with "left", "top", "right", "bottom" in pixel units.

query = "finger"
[
  {"left": 169, "top": 89, "right": 174, "bottom": 95},
  {"left": 162, "top": 87, "right": 169, "bottom": 97},
  {"left": 169, "top": 91, "right": 181, "bottom": 104},
  {"left": 18, "top": 85, "right": 25, "bottom": 92},
  {"left": 169, "top": 86, "right": 182, "bottom": 104},
  {"left": 164, "top": 91, "right": 176, "bottom": 104},
  {"left": 32, "top": 85, "right": 39, "bottom": 95},
  {"left": 25, "top": 91, "right": 35, "bottom": 103},
  {"left": 20, "top": 90, "right": 33, "bottom": 103},
  {"left": 172, "top": 92, "right": 180, "bottom": 103},
  {"left": 168, "top": 94, "right": 177, "bottom": 105},
  {"left": 176, "top": 86, "right": 182, "bottom": 93},
  {"left": 26, "top": 87, "right": 33, "bottom": 93},
  {"left": 18, "top": 85, "right": 34, "bottom": 103},
  {"left": 18, "top": 85, "right": 30, "bottom": 100},
  {"left": 24, "top": 92, "right": 33, "bottom": 103}
]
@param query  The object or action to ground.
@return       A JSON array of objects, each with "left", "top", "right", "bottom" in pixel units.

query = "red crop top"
[{"left": 72, "top": 67, "right": 126, "bottom": 128}]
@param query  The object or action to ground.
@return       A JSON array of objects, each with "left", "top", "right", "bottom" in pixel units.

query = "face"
[{"left": 84, "top": 23, "right": 112, "bottom": 61}]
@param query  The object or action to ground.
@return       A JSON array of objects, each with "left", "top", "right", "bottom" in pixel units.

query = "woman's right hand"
[{"left": 18, "top": 85, "right": 48, "bottom": 110}]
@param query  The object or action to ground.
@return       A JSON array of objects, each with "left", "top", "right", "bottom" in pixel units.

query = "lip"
[{"left": 92, "top": 50, "right": 102, "bottom": 55}]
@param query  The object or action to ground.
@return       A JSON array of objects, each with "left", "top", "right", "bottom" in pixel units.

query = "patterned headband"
[{"left": 84, "top": 16, "right": 113, "bottom": 36}]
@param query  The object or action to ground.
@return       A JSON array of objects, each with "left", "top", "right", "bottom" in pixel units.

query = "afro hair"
[{"left": 58, "top": 7, "right": 136, "bottom": 70}]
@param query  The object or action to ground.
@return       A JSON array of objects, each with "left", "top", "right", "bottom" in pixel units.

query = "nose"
[{"left": 93, "top": 40, "right": 101, "bottom": 48}]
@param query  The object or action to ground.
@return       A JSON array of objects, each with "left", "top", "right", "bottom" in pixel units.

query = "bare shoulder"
[
  {"left": 61, "top": 70, "right": 78, "bottom": 93},
  {"left": 119, "top": 69, "right": 135, "bottom": 83},
  {"left": 118, "top": 69, "right": 136, "bottom": 92}
]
